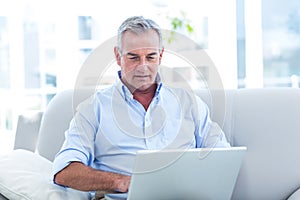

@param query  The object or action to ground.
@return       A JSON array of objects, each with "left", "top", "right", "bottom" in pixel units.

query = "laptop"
[{"left": 125, "top": 146, "right": 247, "bottom": 200}]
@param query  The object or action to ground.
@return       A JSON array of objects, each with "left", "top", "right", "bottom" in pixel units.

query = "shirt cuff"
[{"left": 52, "top": 149, "right": 89, "bottom": 185}]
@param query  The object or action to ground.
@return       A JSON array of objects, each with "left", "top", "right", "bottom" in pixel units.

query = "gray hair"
[{"left": 117, "top": 16, "right": 163, "bottom": 53}]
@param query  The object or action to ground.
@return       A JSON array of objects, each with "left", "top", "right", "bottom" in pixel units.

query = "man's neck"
[{"left": 133, "top": 84, "right": 157, "bottom": 110}]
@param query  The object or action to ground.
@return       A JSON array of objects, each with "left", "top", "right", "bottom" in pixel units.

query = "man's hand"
[{"left": 113, "top": 175, "right": 131, "bottom": 192}]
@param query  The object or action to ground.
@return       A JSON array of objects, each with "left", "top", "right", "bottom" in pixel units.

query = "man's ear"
[
  {"left": 114, "top": 46, "right": 121, "bottom": 66},
  {"left": 159, "top": 47, "right": 164, "bottom": 64}
]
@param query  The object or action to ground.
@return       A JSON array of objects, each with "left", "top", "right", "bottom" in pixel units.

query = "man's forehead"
[
  {"left": 121, "top": 30, "right": 160, "bottom": 53},
  {"left": 123, "top": 47, "right": 159, "bottom": 55}
]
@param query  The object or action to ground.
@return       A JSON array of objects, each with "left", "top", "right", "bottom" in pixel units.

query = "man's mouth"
[{"left": 135, "top": 75, "right": 150, "bottom": 79}]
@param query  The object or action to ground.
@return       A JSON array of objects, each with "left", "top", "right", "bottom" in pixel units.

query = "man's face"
[{"left": 114, "top": 30, "right": 163, "bottom": 92}]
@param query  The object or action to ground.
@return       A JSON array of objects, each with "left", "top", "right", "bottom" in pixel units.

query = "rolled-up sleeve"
[{"left": 52, "top": 148, "right": 90, "bottom": 178}]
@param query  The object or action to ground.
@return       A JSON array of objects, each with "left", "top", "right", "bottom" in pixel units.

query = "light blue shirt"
[{"left": 52, "top": 73, "right": 230, "bottom": 199}]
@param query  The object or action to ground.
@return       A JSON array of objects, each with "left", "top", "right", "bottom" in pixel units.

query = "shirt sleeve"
[{"left": 194, "top": 96, "right": 231, "bottom": 148}]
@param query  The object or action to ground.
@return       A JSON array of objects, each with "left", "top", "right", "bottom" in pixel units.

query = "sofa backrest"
[{"left": 229, "top": 88, "right": 300, "bottom": 200}]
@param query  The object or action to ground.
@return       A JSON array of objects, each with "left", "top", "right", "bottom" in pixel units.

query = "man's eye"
[
  {"left": 148, "top": 55, "right": 158, "bottom": 59},
  {"left": 147, "top": 56, "right": 158, "bottom": 61},
  {"left": 129, "top": 57, "right": 138, "bottom": 60}
]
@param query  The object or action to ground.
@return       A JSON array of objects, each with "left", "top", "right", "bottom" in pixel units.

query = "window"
[
  {"left": 262, "top": 0, "right": 300, "bottom": 87},
  {"left": 78, "top": 16, "right": 92, "bottom": 40},
  {"left": 23, "top": 21, "right": 40, "bottom": 89},
  {"left": 0, "top": 16, "right": 10, "bottom": 88},
  {"left": 236, "top": 0, "right": 246, "bottom": 88}
]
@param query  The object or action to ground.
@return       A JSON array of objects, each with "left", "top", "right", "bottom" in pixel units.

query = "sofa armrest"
[
  {"left": 14, "top": 111, "right": 43, "bottom": 152},
  {"left": 288, "top": 188, "right": 300, "bottom": 200}
]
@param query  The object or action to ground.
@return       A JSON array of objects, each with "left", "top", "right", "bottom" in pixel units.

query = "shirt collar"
[{"left": 115, "top": 70, "right": 162, "bottom": 101}]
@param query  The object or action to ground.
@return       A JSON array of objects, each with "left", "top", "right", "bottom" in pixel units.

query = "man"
[{"left": 52, "top": 16, "right": 230, "bottom": 199}]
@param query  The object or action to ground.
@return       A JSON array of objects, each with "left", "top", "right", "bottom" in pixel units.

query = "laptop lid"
[{"left": 127, "top": 147, "right": 247, "bottom": 200}]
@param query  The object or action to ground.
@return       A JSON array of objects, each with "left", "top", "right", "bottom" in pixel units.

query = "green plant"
[{"left": 167, "top": 11, "right": 194, "bottom": 43}]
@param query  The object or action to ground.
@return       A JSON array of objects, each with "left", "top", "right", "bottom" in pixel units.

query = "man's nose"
[
  {"left": 136, "top": 63, "right": 148, "bottom": 71},
  {"left": 138, "top": 56, "right": 148, "bottom": 66},
  {"left": 136, "top": 57, "right": 148, "bottom": 71}
]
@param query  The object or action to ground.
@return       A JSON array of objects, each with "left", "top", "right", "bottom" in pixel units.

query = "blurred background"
[{"left": 1, "top": 0, "right": 300, "bottom": 154}]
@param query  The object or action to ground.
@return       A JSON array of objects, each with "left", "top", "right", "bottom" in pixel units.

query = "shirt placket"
[{"left": 144, "top": 111, "right": 153, "bottom": 149}]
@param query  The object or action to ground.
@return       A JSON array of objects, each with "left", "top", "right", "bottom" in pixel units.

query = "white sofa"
[{"left": 1, "top": 88, "right": 300, "bottom": 200}]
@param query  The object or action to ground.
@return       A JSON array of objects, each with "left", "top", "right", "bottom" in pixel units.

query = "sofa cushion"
[
  {"left": 14, "top": 112, "right": 43, "bottom": 152},
  {"left": 0, "top": 149, "right": 89, "bottom": 200}
]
